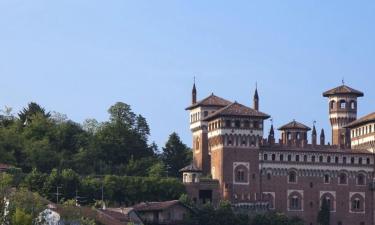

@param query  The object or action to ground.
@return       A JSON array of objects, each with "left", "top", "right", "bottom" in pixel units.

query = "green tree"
[
  {"left": 18, "top": 102, "right": 50, "bottom": 124},
  {"left": 108, "top": 102, "right": 136, "bottom": 128},
  {"left": 162, "top": 132, "right": 192, "bottom": 177},
  {"left": 318, "top": 198, "right": 330, "bottom": 225}
]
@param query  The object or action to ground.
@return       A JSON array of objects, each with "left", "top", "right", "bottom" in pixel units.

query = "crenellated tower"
[{"left": 323, "top": 84, "right": 363, "bottom": 148}]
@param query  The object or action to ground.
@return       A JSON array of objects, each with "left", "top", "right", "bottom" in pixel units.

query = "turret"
[
  {"left": 254, "top": 86, "right": 259, "bottom": 111},
  {"left": 192, "top": 81, "right": 197, "bottom": 104},
  {"left": 320, "top": 128, "right": 325, "bottom": 145},
  {"left": 278, "top": 120, "right": 311, "bottom": 147},
  {"left": 312, "top": 123, "right": 317, "bottom": 146},
  {"left": 323, "top": 83, "right": 363, "bottom": 148},
  {"left": 268, "top": 124, "right": 275, "bottom": 145}
]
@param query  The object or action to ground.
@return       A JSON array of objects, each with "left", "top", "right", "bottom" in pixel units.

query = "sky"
[{"left": 0, "top": 1, "right": 375, "bottom": 148}]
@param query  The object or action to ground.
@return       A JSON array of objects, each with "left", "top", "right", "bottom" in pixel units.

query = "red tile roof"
[
  {"left": 346, "top": 112, "right": 375, "bottom": 128},
  {"left": 203, "top": 102, "right": 270, "bottom": 121},
  {"left": 323, "top": 85, "right": 364, "bottom": 97},
  {"left": 186, "top": 94, "right": 232, "bottom": 110},
  {"left": 278, "top": 120, "right": 311, "bottom": 131}
]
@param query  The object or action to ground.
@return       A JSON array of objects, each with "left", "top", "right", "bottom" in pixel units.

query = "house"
[{"left": 133, "top": 200, "right": 192, "bottom": 225}]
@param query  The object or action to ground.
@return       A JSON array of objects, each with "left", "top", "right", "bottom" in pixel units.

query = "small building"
[{"left": 133, "top": 200, "right": 192, "bottom": 225}]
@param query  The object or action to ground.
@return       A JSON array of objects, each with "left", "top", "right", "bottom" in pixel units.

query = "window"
[
  {"left": 351, "top": 101, "right": 356, "bottom": 109},
  {"left": 357, "top": 174, "right": 365, "bottom": 185},
  {"left": 264, "top": 154, "right": 268, "bottom": 160},
  {"left": 235, "top": 120, "right": 241, "bottom": 128},
  {"left": 304, "top": 155, "right": 307, "bottom": 162},
  {"left": 339, "top": 173, "right": 347, "bottom": 184},
  {"left": 312, "top": 156, "right": 316, "bottom": 162},
  {"left": 367, "top": 158, "right": 371, "bottom": 165},
  {"left": 359, "top": 158, "right": 363, "bottom": 165},
  {"left": 253, "top": 121, "right": 259, "bottom": 129},
  {"left": 244, "top": 120, "right": 250, "bottom": 128},
  {"left": 296, "top": 155, "right": 300, "bottom": 162},
  {"left": 236, "top": 170, "right": 245, "bottom": 182},
  {"left": 351, "top": 157, "right": 355, "bottom": 164},
  {"left": 242, "top": 137, "right": 246, "bottom": 146},
  {"left": 288, "top": 155, "right": 292, "bottom": 161},
  {"left": 324, "top": 174, "right": 330, "bottom": 184},
  {"left": 319, "top": 156, "right": 323, "bottom": 162},
  {"left": 340, "top": 100, "right": 346, "bottom": 109},
  {"left": 288, "top": 171, "right": 297, "bottom": 183},
  {"left": 352, "top": 198, "right": 361, "bottom": 210},
  {"left": 327, "top": 156, "right": 331, "bottom": 163},
  {"left": 225, "top": 120, "right": 231, "bottom": 128},
  {"left": 290, "top": 196, "right": 300, "bottom": 210},
  {"left": 330, "top": 100, "right": 336, "bottom": 109},
  {"left": 335, "top": 156, "right": 339, "bottom": 163},
  {"left": 343, "top": 157, "right": 347, "bottom": 164},
  {"left": 271, "top": 154, "right": 276, "bottom": 161},
  {"left": 280, "top": 154, "right": 284, "bottom": 161}
]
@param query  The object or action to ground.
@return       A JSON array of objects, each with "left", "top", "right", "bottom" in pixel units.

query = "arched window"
[
  {"left": 288, "top": 193, "right": 302, "bottom": 211},
  {"left": 350, "top": 101, "right": 356, "bottom": 110},
  {"left": 335, "top": 156, "right": 339, "bottom": 163},
  {"left": 339, "top": 99, "right": 346, "bottom": 109},
  {"left": 339, "top": 173, "right": 347, "bottom": 185},
  {"left": 288, "top": 171, "right": 297, "bottom": 183},
  {"left": 352, "top": 198, "right": 361, "bottom": 210},
  {"left": 330, "top": 100, "right": 336, "bottom": 110},
  {"left": 351, "top": 157, "right": 355, "bottom": 164},
  {"left": 287, "top": 132, "right": 292, "bottom": 140},
  {"left": 236, "top": 169, "right": 245, "bottom": 182},
  {"left": 357, "top": 174, "right": 365, "bottom": 185},
  {"left": 271, "top": 154, "right": 276, "bottom": 161}
]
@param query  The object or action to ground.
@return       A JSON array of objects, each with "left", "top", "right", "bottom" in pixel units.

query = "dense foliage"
[
  {"left": 0, "top": 102, "right": 191, "bottom": 175},
  {"left": 182, "top": 201, "right": 304, "bottom": 225},
  {"left": 0, "top": 102, "right": 191, "bottom": 205}
]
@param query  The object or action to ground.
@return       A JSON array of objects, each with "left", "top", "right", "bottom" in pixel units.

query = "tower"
[
  {"left": 312, "top": 123, "right": 317, "bottom": 146},
  {"left": 320, "top": 128, "right": 325, "bottom": 145},
  {"left": 323, "top": 84, "right": 363, "bottom": 148},
  {"left": 253, "top": 86, "right": 259, "bottom": 111}
]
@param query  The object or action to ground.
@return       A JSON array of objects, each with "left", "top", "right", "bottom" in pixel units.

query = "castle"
[{"left": 181, "top": 82, "right": 375, "bottom": 225}]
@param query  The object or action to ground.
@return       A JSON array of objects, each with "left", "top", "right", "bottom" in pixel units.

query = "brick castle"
[{"left": 181, "top": 82, "right": 375, "bottom": 225}]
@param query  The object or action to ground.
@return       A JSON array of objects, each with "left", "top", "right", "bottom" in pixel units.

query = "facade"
[{"left": 183, "top": 83, "right": 375, "bottom": 225}]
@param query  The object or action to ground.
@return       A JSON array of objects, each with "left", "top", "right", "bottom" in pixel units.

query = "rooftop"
[
  {"left": 186, "top": 93, "right": 232, "bottom": 110},
  {"left": 323, "top": 85, "right": 364, "bottom": 97},
  {"left": 346, "top": 112, "right": 375, "bottom": 128},
  {"left": 203, "top": 102, "right": 270, "bottom": 121},
  {"left": 278, "top": 120, "right": 311, "bottom": 131},
  {"left": 133, "top": 200, "right": 185, "bottom": 212}
]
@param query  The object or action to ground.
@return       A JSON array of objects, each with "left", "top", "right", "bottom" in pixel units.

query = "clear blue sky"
[{"left": 1, "top": 1, "right": 375, "bottom": 148}]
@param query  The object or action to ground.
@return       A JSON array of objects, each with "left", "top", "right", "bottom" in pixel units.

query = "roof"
[
  {"left": 179, "top": 164, "right": 202, "bottom": 172},
  {"left": 203, "top": 102, "right": 270, "bottom": 121},
  {"left": 185, "top": 93, "right": 232, "bottom": 110},
  {"left": 133, "top": 200, "right": 187, "bottom": 212},
  {"left": 261, "top": 144, "right": 373, "bottom": 155},
  {"left": 346, "top": 112, "right": 375, "bottom": 128},
  {"left": 278, "top": 120, "right": 311, "bottom": 131},
  {"left": 0, "top": 163, "right": 12, "bottom": 170},
  {"left": 323, "top": 85, "right": 364, "bottom": 97}
]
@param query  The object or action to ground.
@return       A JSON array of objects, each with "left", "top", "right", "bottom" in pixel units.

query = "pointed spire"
[
  {"left": 268, "top": 118, "right": 275, "bottom": 145},
  {"left": 320, "top": 128, "right": 325, "bottom": 145},
  {"left": 253, "top": 82, "right": 259, "bottom": 111},
  {"left": 192, "top": 76, "right": 197, "bottom": 104},
  {"left": 312, "top": 121, "right": 317, "bottom": 146}
]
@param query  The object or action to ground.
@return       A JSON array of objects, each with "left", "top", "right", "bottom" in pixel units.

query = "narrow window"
[
  {"left": 288, "top": 155, "right": 292, "bottom": 161},
  {"left": 296, "top": 155, "right": 300, "bottom": 162},
  {"left": 271, "top": 154, "right": 276, "bottom": 161},
  {"left": 280, "top": 154, "right": 284, "bottom": 161},
  {"left": 324, "top": 174, "right": 330, "bottom": 184},
  {"left": 264, "top": 154, "right": 268, "bottom": 160},
  {"left": 288, "top": 171, "right": 297, "bottom": 183}
]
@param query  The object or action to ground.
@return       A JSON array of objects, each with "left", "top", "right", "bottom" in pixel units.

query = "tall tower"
[
  {"left": 323, "top": 84, "right": 363, "bottom": 148},
  {"left": 253, "top": 86, "right": 259, "bottom": 111},
  {"left": 186, "top": 86, "right": 232, "bottom": 175}
]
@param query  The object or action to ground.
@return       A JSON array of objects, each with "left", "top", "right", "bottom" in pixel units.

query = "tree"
[
  {"left": 108, "top": 102, "right": 136, "bottom": 128},
  {"left": 18, "top": 102, "right": 50, "bottom": 124},
  {"left": 318, "top": 198, "right": 330, "bottom": 225},
  {"left": 11, "top": 208, "right": 33, "bottom": 225},
  {"left": 135, "top": 115, "right": 150, "bottom": 142},
  {"left": 162, "top": 132, "right": 192, "bottom": 177}
]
